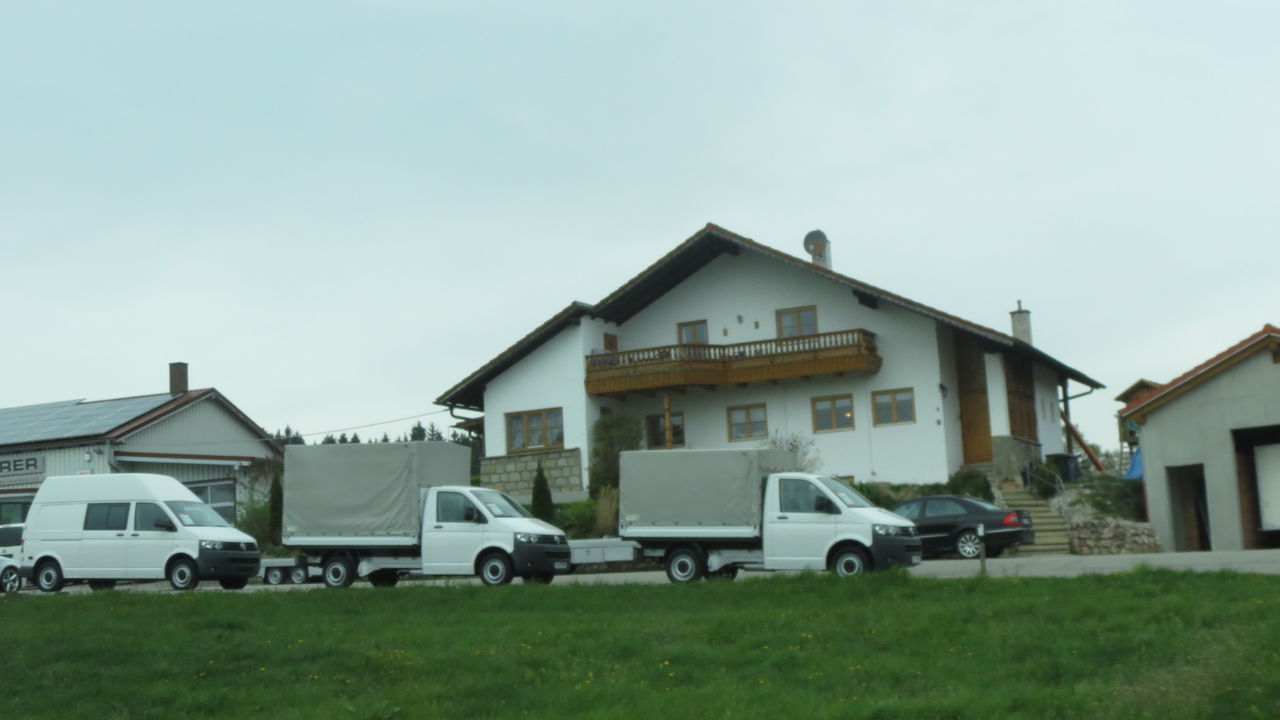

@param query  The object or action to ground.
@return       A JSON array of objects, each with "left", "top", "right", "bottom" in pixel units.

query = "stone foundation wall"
[
  {"left": 991, "top": 435, "right": 1042, "bottom": 489},
  {"left": 480, "top": 448, "right": 582, "bottom": 497},
  {"left": 1069, "top": 517, "right": 1163, "bottom": 555}
]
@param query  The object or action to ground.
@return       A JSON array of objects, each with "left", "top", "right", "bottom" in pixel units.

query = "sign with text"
[{"left": 0, "top": 455, "right": 44, "bottom": 478}]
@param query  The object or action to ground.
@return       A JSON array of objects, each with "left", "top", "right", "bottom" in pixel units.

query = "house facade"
[
  {"left": 438, "top": 225, "right": 1100, "bottom": 496},
  {"left": 1118, "top": 324, "right": 1280, "bottom": 552},
  {"left": 0, "top": 363, "right": 281, "bottom": 525}
]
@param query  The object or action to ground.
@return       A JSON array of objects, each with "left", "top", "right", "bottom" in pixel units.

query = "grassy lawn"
[{"left": 3, "top": 569, "right": 1279, "bottom": 719}]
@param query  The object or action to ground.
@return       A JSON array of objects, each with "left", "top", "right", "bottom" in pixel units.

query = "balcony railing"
[{"left": 585, "top": 329, "right": 881, "bottom": 395}]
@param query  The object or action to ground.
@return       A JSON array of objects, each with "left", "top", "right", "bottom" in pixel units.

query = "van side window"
[
  {"left": 436, "top": 492, "right": 477, "bottom": 523},
  {"left": 85, "top": 503, "right": 130, "bottom": 531},
  {"left": 135, "top": 503, "right": 171, "bottom": 531},
  {"left": 779, "top": 478, "right": 826, "bottom": 514}
]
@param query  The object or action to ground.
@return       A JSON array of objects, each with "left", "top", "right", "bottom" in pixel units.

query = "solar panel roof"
[{"left": 0, "top": 394, "right": 174, "bottom": 447}]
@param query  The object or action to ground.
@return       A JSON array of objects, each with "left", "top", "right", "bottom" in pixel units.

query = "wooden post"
[
  {"left": 663, "top": 392, "right": 674, "bottom": 449},
  {"left": 1061, "top": 380, "right": 1074, "bottom": 455}
]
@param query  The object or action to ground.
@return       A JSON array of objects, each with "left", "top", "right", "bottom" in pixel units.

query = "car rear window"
[{"left": 0, "top": 525, "right": 22, "bottom": 547}]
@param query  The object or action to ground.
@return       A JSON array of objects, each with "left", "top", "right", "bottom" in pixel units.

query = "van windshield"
[
  {"left": 817, "top": 477, "right": 873, "bottom": 508},
  {"left": 165, "top": 501, "right": 231, "bottom": 528},
  {"left": 470, "top": 490, "right": 532, "bottom": 519}
]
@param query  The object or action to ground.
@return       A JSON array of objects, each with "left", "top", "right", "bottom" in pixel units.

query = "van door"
[
  {"left": 130, "top": 502, "right": 178, "bottom": 579},
  {"left": 764, "top": 477, "right": 837, "bottom": 570},
  {"left": 422, "top": 490, "right": 488, "bottom": 575},
  {"left": 80, "top": 502, "right": 132, "bottom": 578}
]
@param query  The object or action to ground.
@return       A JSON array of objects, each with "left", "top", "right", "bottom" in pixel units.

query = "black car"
[{"left": 890, "top": 495, "right": 1033, "bottom": 558}]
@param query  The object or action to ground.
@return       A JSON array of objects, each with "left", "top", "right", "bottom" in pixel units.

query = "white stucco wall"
[
  {"left": 1034, "top": 364, "right": 1066, "bottom": 454},
  {"left": 1138, "top": 349, "right": 1280, "bottom": 551},
  {"left": 984, "top": 353, "right": 1012, "bottom": 437}
]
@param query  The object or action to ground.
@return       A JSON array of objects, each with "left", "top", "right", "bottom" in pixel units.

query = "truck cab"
[{"left": 420, "top": 486, "right": 571, "bottom": 585}]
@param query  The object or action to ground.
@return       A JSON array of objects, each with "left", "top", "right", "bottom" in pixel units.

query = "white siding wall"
[
  {"left": 121, "top": 398, "right": 275, "bottom": 459},
  {"left": 984, "top": 353, "right": 1012, "bottom": 437},
  {"left": 936, "top": 326, "right": 966, "bottom": 474},
  {"left": 1034, "top": 364, "right": 1066, "bottom": 454}
]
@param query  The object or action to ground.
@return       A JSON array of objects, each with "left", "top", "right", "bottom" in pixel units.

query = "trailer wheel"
[
  {"left": 368, "top": 570, "right": 399, "bottom": 588},
  {"left": 322, "top": 556, "right": 355, "bottom": 588},
  {"left": 479, "top": 552, "right": 513, "bottom": 586},
  {"left": 264, "top": 567, "right": 285, "bottom": 585},
  {"left": 665, "top": 546, "right": 706, "bottom": 583},
  {"left": 167, "top": 557, "right": 200, "bottom": 591},
  {"left": 829, "top": 545, "right": 870, "bottom": 577},
  {"left": 289, "top": 565, "right": 309, "bottom": 585}
]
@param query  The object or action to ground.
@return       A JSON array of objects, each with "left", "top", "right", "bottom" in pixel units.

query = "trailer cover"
[
  {"left": 283, "top": 441, "right": 470, "bottom": 541},
  {"left": 619, "top": 448, "right": 798, "bottom": 529}
]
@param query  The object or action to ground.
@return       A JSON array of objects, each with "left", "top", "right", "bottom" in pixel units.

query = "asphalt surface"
[{"left": 9, "top": 549, "right": 1280, "bottom": 596}]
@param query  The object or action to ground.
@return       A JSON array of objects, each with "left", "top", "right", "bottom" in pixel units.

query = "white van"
[{"left": 20, "top": 474, "right": 261, "bottom": 592}]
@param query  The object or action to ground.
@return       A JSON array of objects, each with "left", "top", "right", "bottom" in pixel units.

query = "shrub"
[
  {"left": 588, "top": 414, "right": 641, "bottom": 498},
  {"left": 268, "top": 472, "right": 283, "bottom": 546},
  {"left": 1072, "top": 474, "right": 1147, "bottom": 520},
  {"left": 236, "top": 500, "right": 284, "bottom": 556},
  {"left": 530, "top": 463, "right": 554, "bottom": 522},
  {"left": 554, "top": 499, "right": 599, "bottom": 539},
  {"left": 945, "top": 470, "right": 993, "bottom": 501},
  {"left": 596, "top": 486, "right": 619, "bottom": 536}
]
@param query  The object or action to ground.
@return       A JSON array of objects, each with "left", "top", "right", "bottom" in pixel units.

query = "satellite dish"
[{"left": 803, "top": 230, "right": 828, "bottom": 256}]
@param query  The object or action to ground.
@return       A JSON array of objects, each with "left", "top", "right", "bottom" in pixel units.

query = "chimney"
[
  {"left": 803, "top": 229, "right": 833, "bottom": 269},
  {"left": 1010, "top": 301, "right": 1032, "bottom": 344},
  {"left": 169, "top": 362, "right": 189, "bottom": 395}
]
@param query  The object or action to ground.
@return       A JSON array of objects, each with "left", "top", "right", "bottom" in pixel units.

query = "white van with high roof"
[{"left": 20, "top": 473, "right": 260, "bottom": 592}]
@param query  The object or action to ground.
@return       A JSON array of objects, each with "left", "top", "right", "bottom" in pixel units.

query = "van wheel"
[
  {"left": 167, "top": 557, "right": 200, "bottom": 591},
  {"left": 289, "top": 566, "right": 309, "bottom": 584},
  {"left": 323, "top": 556, "right": 354, "bottom": 588},
  {"left": 88, "top": 580, "right": 117, "bottom": 591},
  {"left": 219, "top": 578, "right": 248, "bottom": 590},
  {"left": 665, "top": 546, "right": 706, "bottom": 583},
  {"left": 263, "top": 567, "right": 285, "bottom": 585},
  {"left": 2, "top": 566, "right": 21, "bottom": 592},
  {"left": 479, "top": 552, "right": 513, "bottom": 586},
  {"left": 829, "top": 546, "right": 870, "bottom": 577},
  {"left": 36, "top": 561, "right": 64, "bottom": 593}
]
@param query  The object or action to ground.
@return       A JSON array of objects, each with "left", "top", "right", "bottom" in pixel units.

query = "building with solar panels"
[{"left": 0, "top": 363, "right": 281, "bottom": 525}]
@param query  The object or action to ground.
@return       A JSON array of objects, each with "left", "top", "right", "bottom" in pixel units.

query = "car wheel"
[
  {"left": 368, "top": 570, "right": 399, "bottom": 588},
  {"left": 665, "top": 546, "right": 706, "bottom": 583},
  {"left": 522, "top": 574, "right": 555, "bottom": 585},
  {"left": 219, "top": 578, "right": 249, "bottom": 590},
  {"left": 263, "top": 567, "right": 285, "bottom": 585},
  {"left": 479, "top": 552, "right": 513, "bottom": 586},
  {"left": 829, "top": 546, "right": 870, "bottom": 577},
  {"left": 1, "top": 566, "right": 20, "bottom": 592},
  {"left": 289, "top": 566, "right": 309, "bottom": 584},
  {"left": 88, "top": 580, "right": 117, "bottom": 591},
  {"left": 167, "top": 557, "right": 200, "bottom": 591},
  {"left": 955, "top": 531, "right": 982, "bottom": 559},
  {"left": 36, "top": 560, "right": 64, "bottom": 593},
  {"left": 322, "top": 556, "right": 355, "bottom": 588}
]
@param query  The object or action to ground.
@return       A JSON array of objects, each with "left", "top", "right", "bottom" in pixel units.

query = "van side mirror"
[
  {"left": 155, "top": 519, "right": 176, "bottom": 532},
  {"left": 463, "top": 506, "right": 486, "bottom": 524},
  {"left": 815, "top": 496, "right": 837, "bottom": 514}
]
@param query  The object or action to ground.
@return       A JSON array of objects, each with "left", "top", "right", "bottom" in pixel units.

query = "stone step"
[{"left": 1018, "top": 545, "right": 1072, "bottom": 555}]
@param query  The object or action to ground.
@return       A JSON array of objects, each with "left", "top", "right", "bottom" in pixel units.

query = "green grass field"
[{"left": 3, "top": 569, "right": 1279, "bottom": 719}]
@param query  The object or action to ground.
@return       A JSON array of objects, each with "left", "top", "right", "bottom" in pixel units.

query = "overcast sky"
[{"left": 2, "top": 2, "right": 1276, "bottom": 458}]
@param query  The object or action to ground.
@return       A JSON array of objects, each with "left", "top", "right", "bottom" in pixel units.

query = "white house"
[
  {"left": 0, "top": 363, "right": 281, "bottom": 525},
  {"left": 1118, "top": 324, "right": 1280, "bottom": 552},
  {"left": 437, "top": 224, "right": 1101, "bottom": 497}
]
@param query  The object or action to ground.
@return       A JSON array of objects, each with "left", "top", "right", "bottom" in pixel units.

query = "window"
[
  {"left": 506, "top": 408, "right": 564, "bottom": 453},
  {"left": 84, "top": 503, "right": 130, "bottom": 531},
  {"left": 437, "top": 491, "right": 480, "bottom": 523},
  {"left": 0, "top": 500, "right": 30, "bottom": 524},
  {"left": 645, "top": 413, "right": 685, "bottom": 448},
  {"left": 812, "top": 394, "right": 854, "bottom": 432},
  {"left": 677, "top": 320, "right": 709, "bottom": 345},
  {"left": 776, "top": 306, "right": 817, "bottom": 338},
  {"left": 727, "top": 404, "right": 768, "bottom": 441},
  {"left": 925, "top": 498, "right": 966, "bottom": 517},
  {"left": 189, "top": 480, "right": 237, "bottom": 523},
  {"left": 872, "top": 388, "right": 916, "bottom": 425},
  {"left": 603, "top": 333, "right": 618, "bottom": 352},
  {"left": 134, "top": 502, "right": 172, "bottom": 531},
  {"left": 894, "top": 499, "right": 922, "bottom": 520},
  {"left": 779, "top": 478, "right": 828, "bottom": 513}
]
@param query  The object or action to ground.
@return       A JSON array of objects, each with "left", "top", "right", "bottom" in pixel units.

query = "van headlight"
[
  {"left": 515, "top": 533, "right": 558, "bottom": 544},
  {"left": 200, "top": 540, "right": 224, "bottom": 551},
  {"left": 873, "top": 524, "right": 904, "bottom": 537}
]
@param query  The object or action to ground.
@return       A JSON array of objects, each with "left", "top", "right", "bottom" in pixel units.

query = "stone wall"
[
  {"left": 1068, "top": 517, "right": 1163, "bottom": 555},
  {"left": 991, "top": 435, "right": 1043, "bottom": 489},
  {"left": 480, "top": 448, "right": 582, "bottom": 498}
]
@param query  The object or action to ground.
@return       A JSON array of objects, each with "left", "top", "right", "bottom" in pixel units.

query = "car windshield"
[
  {"left": 817, "top": 477, "right": 873, "bottom": 508},
  {"left": 470, "top": 490, "right": 532, "bottom": 519},
  {"left": 165, "top": 501, "right": 231, "bottom": 528}
]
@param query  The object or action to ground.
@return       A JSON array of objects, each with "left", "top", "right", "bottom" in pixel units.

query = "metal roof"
[{"left": 0, "top": 394, "right": 175, "bottom": 447}]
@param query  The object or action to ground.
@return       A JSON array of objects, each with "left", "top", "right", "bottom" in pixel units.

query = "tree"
[
  {"left": 268, "top": 469, "right": 283, "bottom": 546},
  {"left": 409, "top": 421, "right": 427, "bottom": 442},
  {"left": 337, "top": 433, "right": 349, "bottom": 444},
  {"left": 381, "top": 433, "right": 391, "bottom": 443},
  {"left": 531, "top": 463, "right": 554, "bottom": 523},
  {"left": 588, "top": 414, "right": 641, "bottom": 498},
  {"left": 320, "top": 434, "right": 337, "bottom": 445},
  {"left": 426, "top": 423, "right": 445, "bottom": 441},
  {"left": 349, "top": 432, "right": 361, "bottom": 444},
  {"left": 450, "top": 430, "right": 484, "bottom": 477}
]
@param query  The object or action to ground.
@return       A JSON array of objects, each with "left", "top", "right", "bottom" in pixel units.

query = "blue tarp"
[{"left": 1124, "top": 447, "right": 1144, "bottom": 480}]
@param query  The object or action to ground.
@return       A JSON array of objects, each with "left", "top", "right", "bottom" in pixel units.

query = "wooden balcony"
[{"left": 585, "top": 329, "right": 881, "bottom": 396}]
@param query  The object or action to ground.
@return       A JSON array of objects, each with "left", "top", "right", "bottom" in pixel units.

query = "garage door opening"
[
  {"left": 1167, "top": 464, "right": 1210, "bottom": 552},
  {"left": 1233, "top": 425, "right": 1280, "bottom": 550}
]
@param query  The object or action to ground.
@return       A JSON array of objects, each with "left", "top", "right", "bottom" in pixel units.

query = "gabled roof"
[
  {"left": 1119, "top": 324, "right": 1280, "bottom": 421},
  {"left": 0, "top": 389, "right": 282, "bottom": 456},
  {"left": 436, "top": 223, "right": 1103, "bottom": 412}
]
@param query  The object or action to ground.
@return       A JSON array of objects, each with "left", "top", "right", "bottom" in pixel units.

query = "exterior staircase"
[{"left": 1001, "top": 488, "right": 1072, "bottom": 555}]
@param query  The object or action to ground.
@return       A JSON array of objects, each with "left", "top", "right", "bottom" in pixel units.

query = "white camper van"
[{"left": 20, "top": 474, "right": 261, "bottom": 592}]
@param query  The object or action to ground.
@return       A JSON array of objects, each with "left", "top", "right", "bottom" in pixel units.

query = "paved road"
[{"left": 12, "top": 549, "right": 1280, "bottom": 596}]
